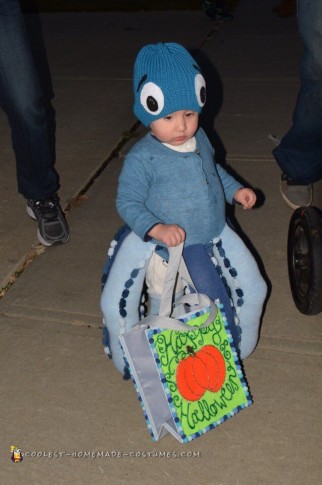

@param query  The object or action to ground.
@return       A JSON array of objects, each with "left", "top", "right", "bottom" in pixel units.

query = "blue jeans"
[
  {"left": 273, "top": 0, "right": 322, "bottom": 184},
  {"left": 0, "top": 0, "right": 58, "bottom": 199}
]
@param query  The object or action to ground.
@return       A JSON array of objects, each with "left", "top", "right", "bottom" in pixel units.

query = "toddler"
[{"left": 102, "top": 42, "right": 267, "bottom": 374}]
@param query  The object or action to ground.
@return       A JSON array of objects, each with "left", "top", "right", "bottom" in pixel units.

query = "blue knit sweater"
[{"left": 116, "top": 127, "right": 242, "bottom": 247}]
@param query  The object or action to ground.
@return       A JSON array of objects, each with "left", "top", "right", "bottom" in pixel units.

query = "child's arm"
[
  {"left": 148, "top": 223, "right": 186, "bottom": 247},
  {"left": 234, "top": 188, "right": 257, "bottom": 209},
  {"left": 117, "top": 153, "right": 164, "bottom": 240}
]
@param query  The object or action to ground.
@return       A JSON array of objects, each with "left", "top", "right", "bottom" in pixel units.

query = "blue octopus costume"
[{"left": 101, "top": 43, "right": 267, "bottom": 377}]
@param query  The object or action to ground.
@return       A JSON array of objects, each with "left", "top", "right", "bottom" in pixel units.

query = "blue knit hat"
[{"left": 133, "top": 42, "right": 206, "bottom": 126}]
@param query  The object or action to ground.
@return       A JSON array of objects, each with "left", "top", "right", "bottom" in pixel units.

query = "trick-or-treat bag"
[{"left": 119, "top": 243, "right": 252, "bottom": 443}]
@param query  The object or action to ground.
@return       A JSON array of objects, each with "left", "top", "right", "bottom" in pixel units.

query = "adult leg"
[
  {"left": 273, "top": 0, "right": 322, "bottom": 205},
  {"left": 0, "top": 0, "right": 58, "bottom": 199},
  {"left": 0, "top": 0, "right": 69, "bottom": 245}
]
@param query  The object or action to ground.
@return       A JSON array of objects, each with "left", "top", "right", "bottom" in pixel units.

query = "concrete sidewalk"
[{"left": 0, "top": 1, "right": 321, "bottom": 484}]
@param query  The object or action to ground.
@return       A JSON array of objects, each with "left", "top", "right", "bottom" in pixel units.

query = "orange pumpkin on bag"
[{"left": 176, "top": 345, "right": 226, "bottom": 401}]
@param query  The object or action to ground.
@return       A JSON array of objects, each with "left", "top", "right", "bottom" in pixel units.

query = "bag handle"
[
  {"left": 143, "top": 242, "right": 217, "bottom": 330},
  {"left": 159, "top": 243, "right": 197, "bottom": 318},
  {"left": 143, "top": 301, "right": 217, "bottom": 331}
]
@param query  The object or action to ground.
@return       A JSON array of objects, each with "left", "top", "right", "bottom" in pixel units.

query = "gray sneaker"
[
  {"left": 27, "top": 194, "right": 70, "bottom": 246},
  {"left": 280, "top": 174, "right": 313, "bottom": 210}
]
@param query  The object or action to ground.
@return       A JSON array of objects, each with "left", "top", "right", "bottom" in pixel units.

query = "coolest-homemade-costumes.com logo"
[{"left": 10, "top": 445, "right": 23, "bottom": 463}]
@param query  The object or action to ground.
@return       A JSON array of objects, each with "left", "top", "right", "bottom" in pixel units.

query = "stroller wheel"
[{"left": 287, "top": 206, "right": 322, "bottom": 315}]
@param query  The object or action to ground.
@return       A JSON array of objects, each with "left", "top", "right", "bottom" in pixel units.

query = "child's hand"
[
  {"left": 148, "top": 223, "right": 186, "bottom": 247},
  {"left": 234, "top": 188, "right": 257, "bottom": 209}
]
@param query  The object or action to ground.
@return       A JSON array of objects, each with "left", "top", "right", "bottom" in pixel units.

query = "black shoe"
[
  {"left": 216, "top": 7, "right": 234, "bottom": 20},
  {"left": 203, "top": 1, "right": 234, "bottom": 21},
  {"left": 203, "top": 0, "right": 216, "bottom": 19},
  {"left": 27, "top": 194, "right": 70, "bottom": 246}
]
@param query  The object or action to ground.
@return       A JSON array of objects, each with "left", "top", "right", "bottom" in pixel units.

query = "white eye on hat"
[
  {"left": 195, "top": 73, "right": 206, "bottom": 107},
  {"left": 140, "top": 82, "right": 164, "bottom": 115}
]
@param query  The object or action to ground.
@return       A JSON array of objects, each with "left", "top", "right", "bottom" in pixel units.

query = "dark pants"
[
  {"left": 0, "top": 0, "right": 59, "bottom": 199},
  {"left": 273, "top": 0, "right": 322, "bottom": 185}
]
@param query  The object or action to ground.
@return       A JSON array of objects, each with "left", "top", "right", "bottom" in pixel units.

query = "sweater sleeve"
[
  {"left": 215, "top": 162, "right": 243, "bottom": 204},
  {"left": 116, "top": 152, "right": 163, "bottom": 240}
]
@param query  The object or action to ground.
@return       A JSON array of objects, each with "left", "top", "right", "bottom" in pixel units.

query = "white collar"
[{"left": 162, "top": 136, "right": 197, "bottom": 153}]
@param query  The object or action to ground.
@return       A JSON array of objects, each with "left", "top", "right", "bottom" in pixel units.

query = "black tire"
[{"left": 287, "top": 206, "right": 322, "bottom": 315}]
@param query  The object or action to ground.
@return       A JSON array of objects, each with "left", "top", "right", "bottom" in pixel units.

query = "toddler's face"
[{"left": 150, "top": 110, "right": 199, "bottom": 146}]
